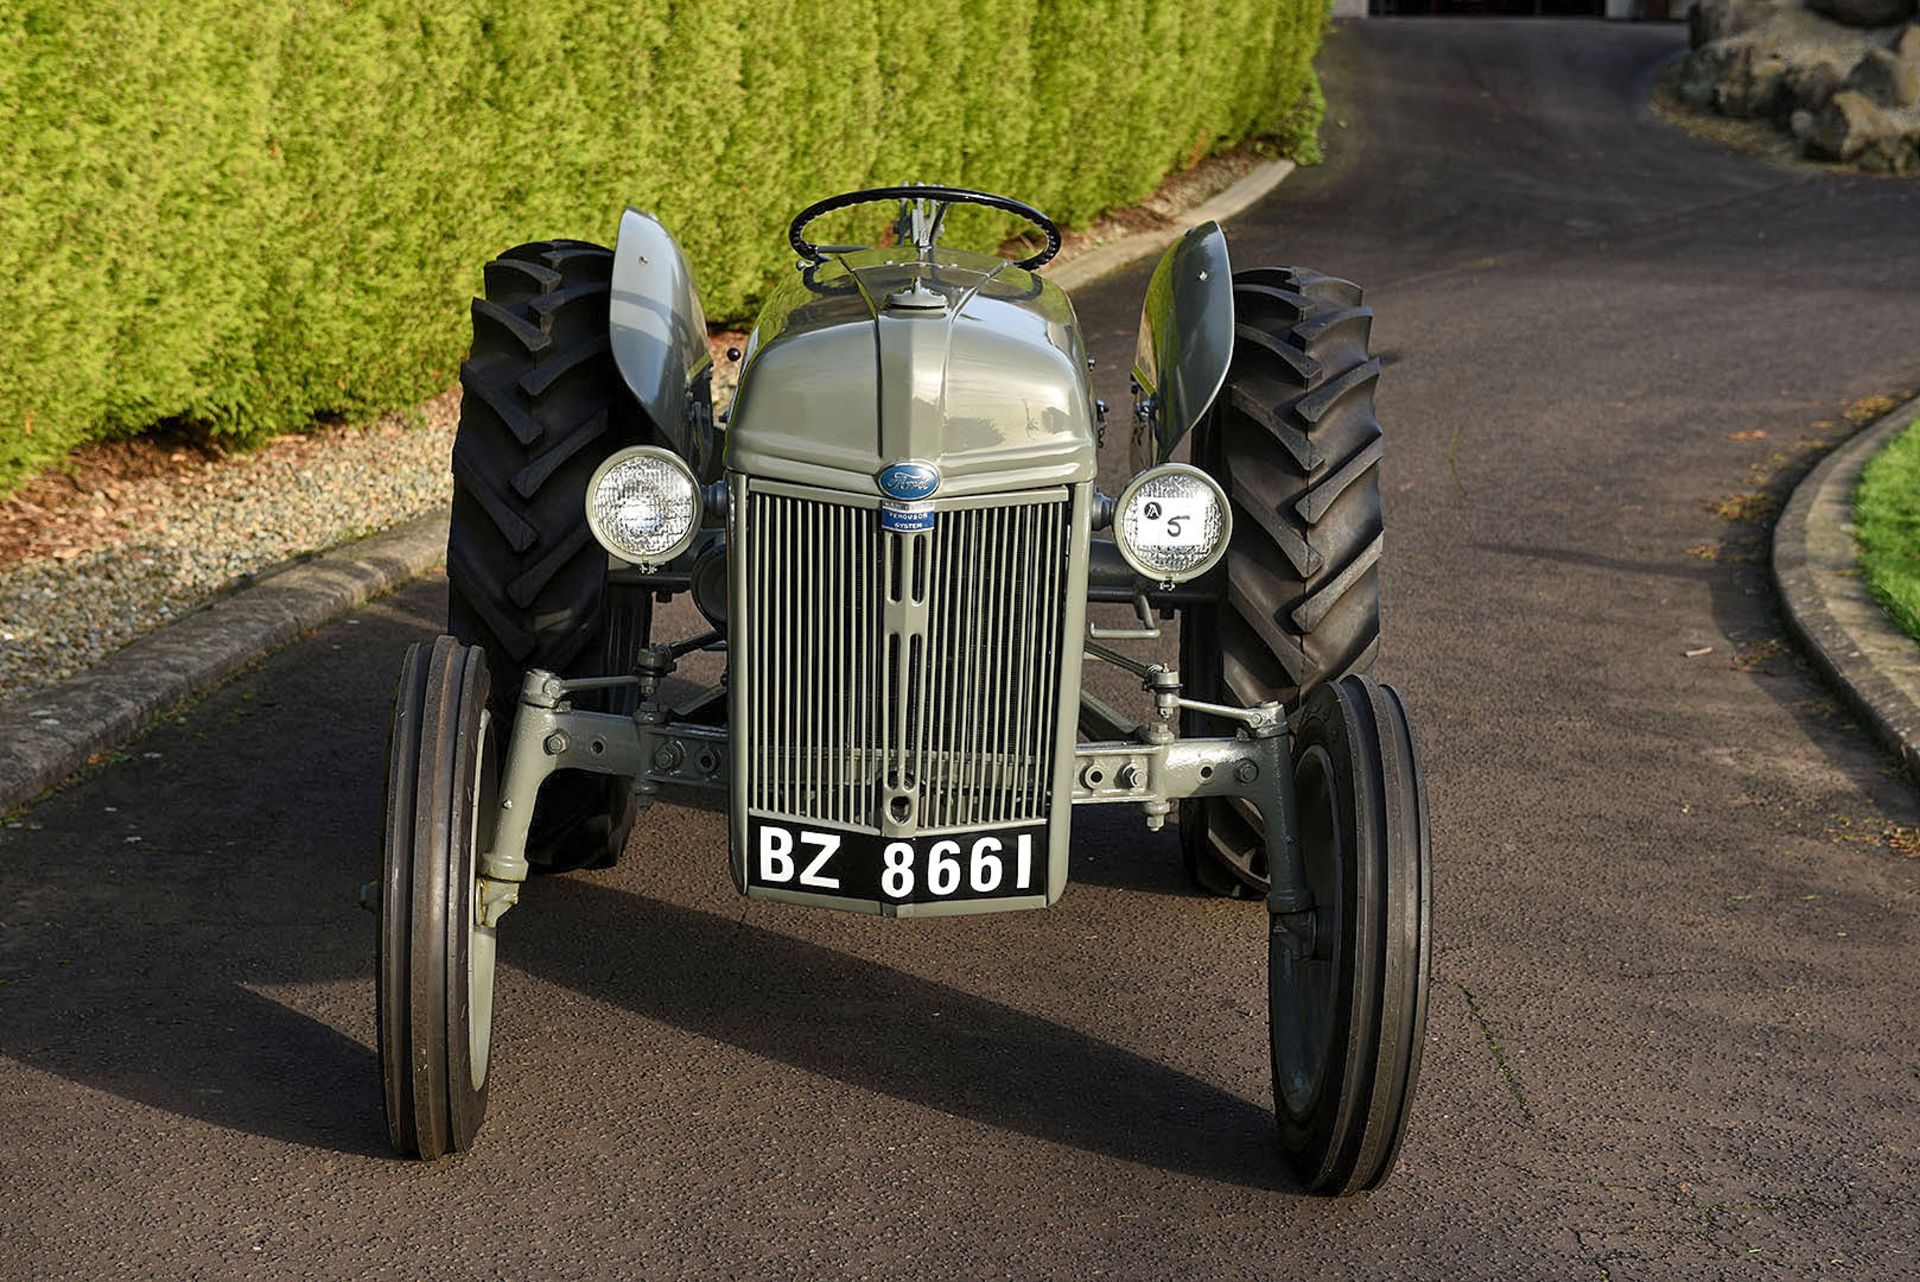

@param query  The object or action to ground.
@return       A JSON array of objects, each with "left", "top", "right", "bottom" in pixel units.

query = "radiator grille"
[{"left": 743, "top": 486, "right": 1070, "bottom": 832}]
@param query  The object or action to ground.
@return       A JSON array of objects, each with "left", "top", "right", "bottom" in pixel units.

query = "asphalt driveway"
[{"left": 4, "top": 19, "right": 1919, "bottom": 1281}]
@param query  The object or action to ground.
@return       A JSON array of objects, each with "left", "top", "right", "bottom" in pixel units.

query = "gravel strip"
[
  {"left": 0, "top": 513, "right": 449, "bottom": 813},
  {"left": 0, "top": 393, "right": 459, "bottom": 706}
]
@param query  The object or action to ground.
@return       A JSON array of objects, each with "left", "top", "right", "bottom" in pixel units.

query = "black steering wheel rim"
[{"left": 787, "top": 185, "right": 1062, "bottom": 272}]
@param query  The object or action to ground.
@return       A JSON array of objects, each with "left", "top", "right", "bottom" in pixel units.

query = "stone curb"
[
  {"left": 1047, "top": 157, "right": 1296, "bottom": 293},
  {"left": 1773, "top": 399, "right": 1920, "bottom": 792},
  {"left": 0, "top": 509, "right": 450, "bottom": 815}
]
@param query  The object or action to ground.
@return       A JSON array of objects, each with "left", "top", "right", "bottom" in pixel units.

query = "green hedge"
[{"left": 0, "top": 1, "right": 1329, "bottom": 492}]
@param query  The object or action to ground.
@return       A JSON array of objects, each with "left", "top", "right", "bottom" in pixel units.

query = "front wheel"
[
  {"left": 378, "top": 636, "right": 498, "bottom": 1159},
  {"left": 1271, "top": 674, "right": 1431, "bottom": 1195}
]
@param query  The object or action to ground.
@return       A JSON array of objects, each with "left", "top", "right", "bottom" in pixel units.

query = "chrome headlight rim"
[
  {"left": 1112, "top": 461, "right": 1232, "bottom": 584},
  {"left": 584, "top": 445, "right": 703, "bottom": 568}
]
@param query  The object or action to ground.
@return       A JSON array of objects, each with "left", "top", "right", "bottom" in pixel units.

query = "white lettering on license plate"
[
  {"left": 756, "top": 825, "right": 843, "bottom": 890},
  {"left": 751, "top": 822, "right": 1039, "bottom": 902}
]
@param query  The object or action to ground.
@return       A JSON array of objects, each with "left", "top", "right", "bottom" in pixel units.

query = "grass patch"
[{"left": 1856, "top": 416, "right": 1920, "bottom": 642}]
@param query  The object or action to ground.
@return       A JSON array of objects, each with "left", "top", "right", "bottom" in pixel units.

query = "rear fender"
[
  {"left": 610, "top": 208, "right": 713, "bottom": 465},
  {"left": 1129, "top": 221, "right": 1233, "bottom": 473}
]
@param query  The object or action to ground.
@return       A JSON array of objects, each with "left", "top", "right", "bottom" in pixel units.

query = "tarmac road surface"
[{"left": 6, "top": 19, "right": 1920, "bottom": 1281}]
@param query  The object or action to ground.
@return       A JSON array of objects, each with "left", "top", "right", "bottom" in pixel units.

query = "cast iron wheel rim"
[
  {"left": 464, "top": 711, "right": 498, "bottom": 1092},
  {"left": 1270, "top": 741, "right": 1346, "bottom": 1120}
]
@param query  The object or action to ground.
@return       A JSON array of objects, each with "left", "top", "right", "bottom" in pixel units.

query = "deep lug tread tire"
[
  {"left": 379, "top": 637, "right": 496, "bottom": 1159},
  {"left": 448, "top": 240, "right": 651, "bottom": 873},
  {"left": 1271, "top": 675, "right": 1430, "bottom": 1196},
  {"left": 1181, "top": 266, "right": 1385, "bottom": 897}
]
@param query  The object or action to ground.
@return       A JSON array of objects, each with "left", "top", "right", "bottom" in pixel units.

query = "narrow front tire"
[
  {"left": 1270, "top": 674, "right": 1431, "bottom": 1195},
  {"left": 378, "top": 636, "right": 498, "bottom": 1159}
]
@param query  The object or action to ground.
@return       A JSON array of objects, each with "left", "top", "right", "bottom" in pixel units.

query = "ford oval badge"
[{"left": 877, "top": 460, "right": 940, "bottom": 502}]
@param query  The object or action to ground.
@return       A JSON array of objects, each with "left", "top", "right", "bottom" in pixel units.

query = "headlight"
[
  {"left": 585, "top": 446, "right": 701, "bottom": 567},
  {"left": 1113, "top": 463, "right": 1231, "bottom": 583}
]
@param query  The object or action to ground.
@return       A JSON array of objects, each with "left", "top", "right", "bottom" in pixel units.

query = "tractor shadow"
[
  {"left": 512, "top": 876, "right": 1289, "bottom": 1191},
  {"left": 0, "top": 587, "right": 429, "bottom": 1159},
  {"left": 0, "top": 949, "right": 386, "bottom": 1158},
  {"left": 1063, "top": 801, "right": 1211, "bottom": 896},
  {"left": 0, "top": 759, "right": 388, "bottom": 1158}
]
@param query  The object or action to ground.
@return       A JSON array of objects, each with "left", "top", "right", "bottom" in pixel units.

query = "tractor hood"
[{"left": 724, "top": 248, "right": 1097, "bottom": 498}]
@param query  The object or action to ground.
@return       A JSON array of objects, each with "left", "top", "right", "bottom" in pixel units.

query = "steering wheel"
[{"left": 787, "top": 185, "right": 1062, "bottom": 272}]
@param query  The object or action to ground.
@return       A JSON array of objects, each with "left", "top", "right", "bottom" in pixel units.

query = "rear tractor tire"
[
  {"left": 448, "top": 239, "right": 654, "bottom": 873},
  {"left": 1181, "top": 267, "right": 1385, "bottom": 897}
]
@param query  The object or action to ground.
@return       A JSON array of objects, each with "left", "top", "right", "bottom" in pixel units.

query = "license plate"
[{"left": 745, "top": 817, "right": 1046, "bottom": 906}]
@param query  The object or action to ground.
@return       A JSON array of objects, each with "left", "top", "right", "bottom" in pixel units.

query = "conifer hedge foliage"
[{"left": 0, "top": 1, "right": 1328, "bottom": 490}]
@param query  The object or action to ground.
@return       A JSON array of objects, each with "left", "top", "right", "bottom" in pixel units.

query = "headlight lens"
[
  {"left": 585, "top": 446, "right": 701, "bottom": 567},
  {"left": 1113, "top": 463, "right": 1231, "bottom": 583}
]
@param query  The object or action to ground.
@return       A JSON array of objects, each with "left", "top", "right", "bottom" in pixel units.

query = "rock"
[
  {"left": 1807, "top": 89, "right": 1901, "bottom": 159},
  {"left": 1716, "top": 45, "right": 1792, "bottom": 117},
  {"left": 1845, "top": 46, "right": 1920, "bottom": 107},
  {"left": 1791, "top": 107, "right": 1818, "bottom": 141},
  {"left": 1786, "top": 59, "right": 1847, "bottom": 114},
  {"left": 1678, "top": 42, "right": 1742, "bottom": 107},
  {"left": 1895, "top": 23, "right": 1920, "bottom": 61},
  {"left": 1689, "top": 0, "right": 1779, "bottom": 46},
  {"left": 1807, "top": 0, "right": 1916, "bottom": 26},
  {"left": 1856, "top": 133, "right": 1918, "bottom": 171}
]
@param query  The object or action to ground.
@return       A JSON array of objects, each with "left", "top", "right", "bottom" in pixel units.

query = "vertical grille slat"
[
  {"left": 931, "top": 513, "right": 958, "bottom": 829},
  {"left": 743, "top": 485, "right": 1068, "bottom": 832},
  {"left": 829, "top": 505, "right": 842, "bottom": 823},
  {"left": 952, "top": 509, "right": 976, "bottom": 825},
  {"left": 1011, "top": 504, "right": 1037, "bottom": 822},
  {"left": 977, "top": 507, "right": 1004, "bottom": 819}
]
